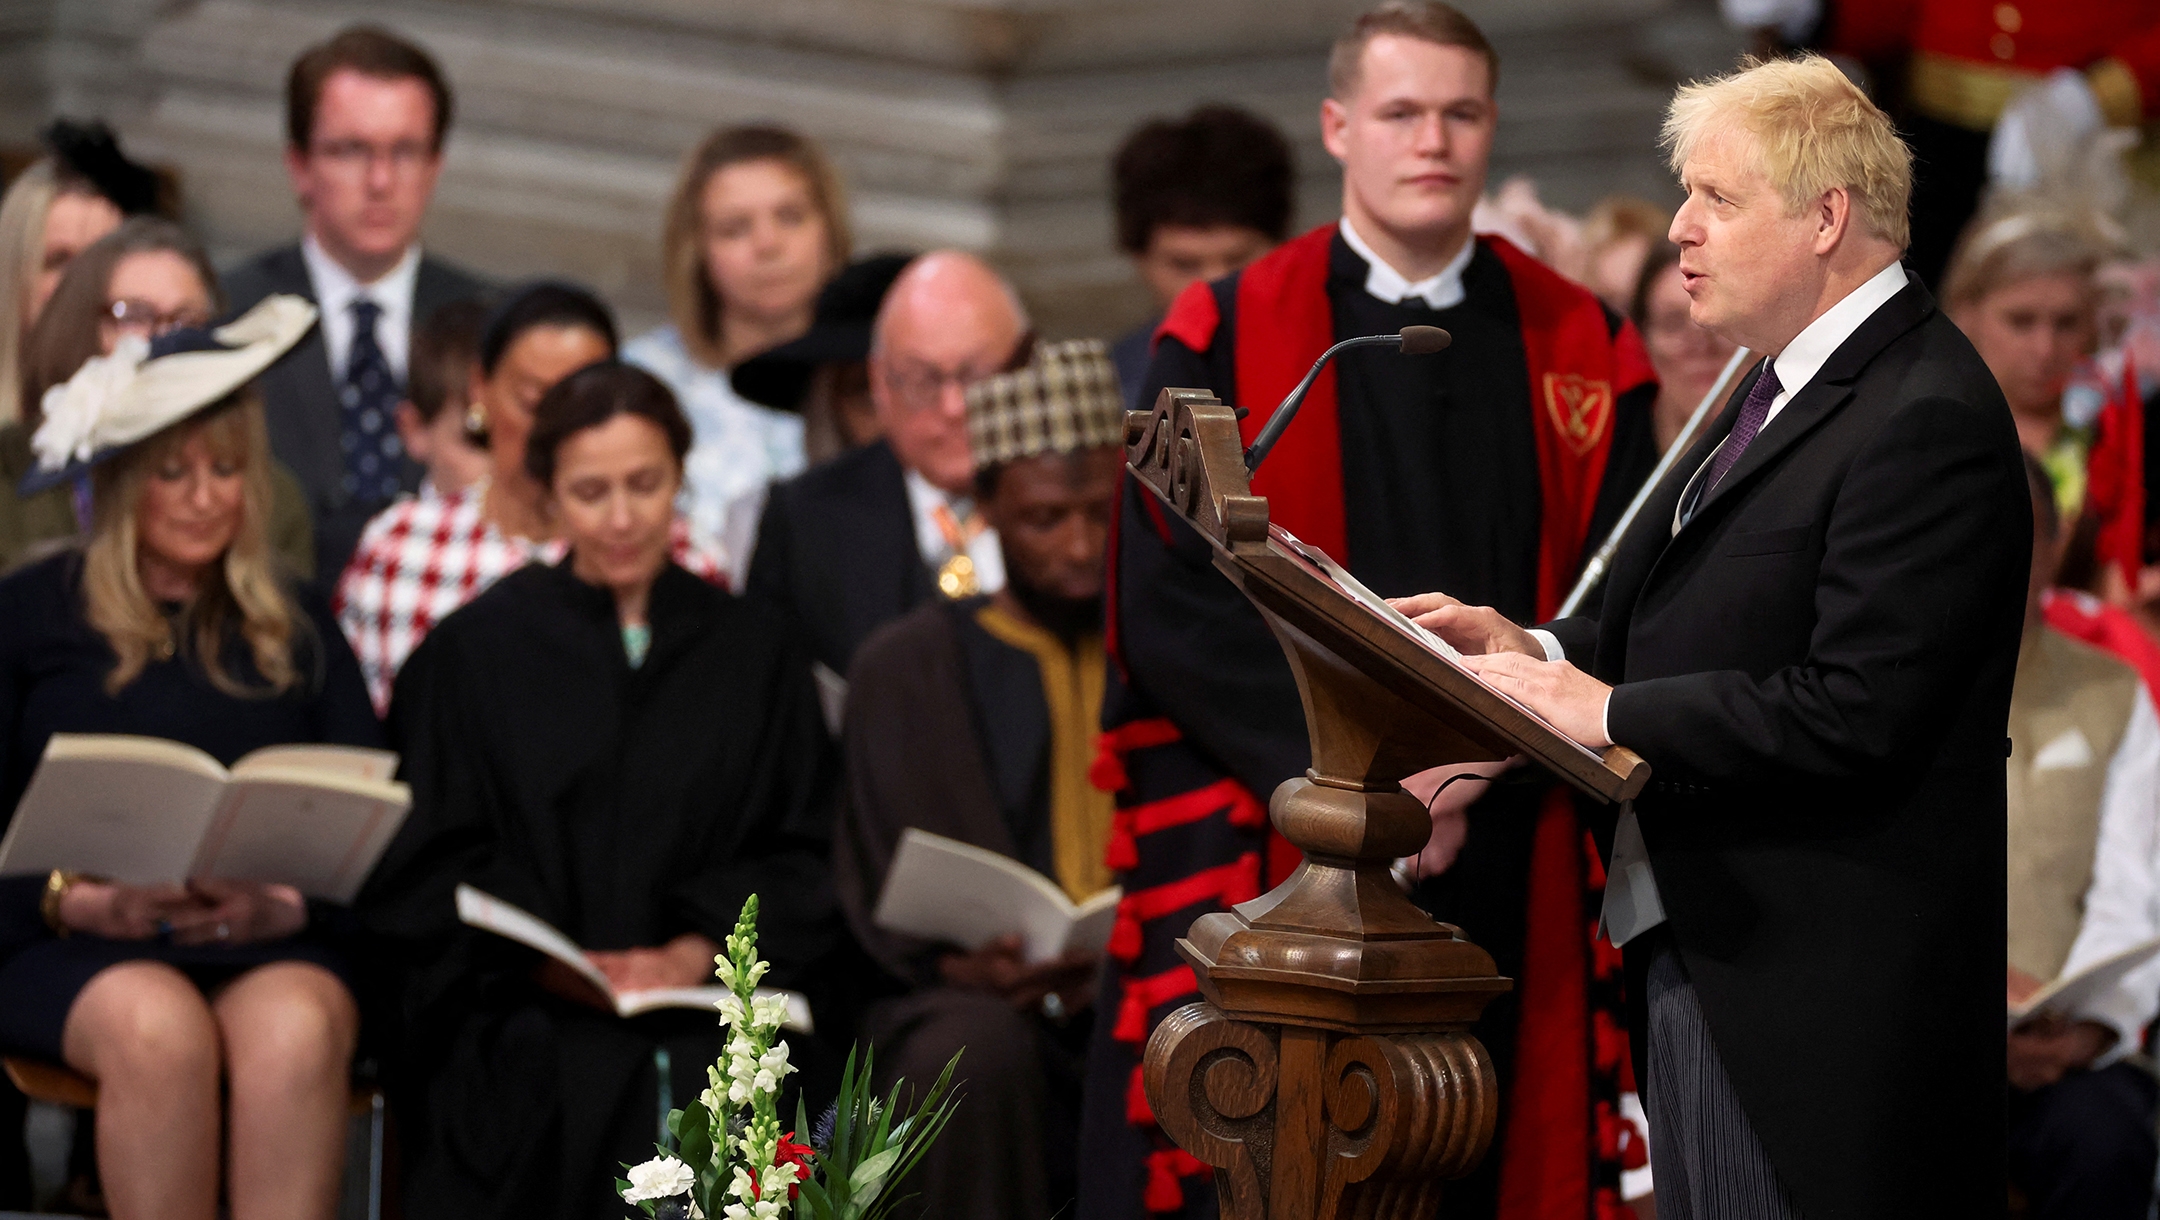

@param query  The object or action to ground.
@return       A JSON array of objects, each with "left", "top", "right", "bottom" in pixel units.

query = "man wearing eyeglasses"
[
  {"left": 747, "top": 251, "right": 1031, "bottom": 724},
  {"left": 222, "top": 25, "right": 485, "bottom": 592}
]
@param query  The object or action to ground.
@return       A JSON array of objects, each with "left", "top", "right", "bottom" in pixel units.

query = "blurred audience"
[
  {"left": 1631, "top": 239, "right": 1741, "bottom": 452},
  {"left": 0, "top": 121, "right": 159, "bottom": 427},
  {"left": 337, "top": 282, "right": 724, "bottom": 712},
  {"left": 393, "top": 297, "right": 492, "bottom": 500},
  {"left": 1578, "top": 195, "right": 1669, "bottom": 313},
  {"left": 2, "top": 220, "right": 315, "bottom": 576},
  {"left": 1108, "top": 105, "right": 1295, "bottom": 405},
  {"left": 223, "top": 25, "right": 486, "bottom": 589},
  {"left": 1944, "top": 212, "right": 2104, "bottom": 514},
  {"left": 360, "top": 361, "right": 835, "bottom": 1220},
  {"left": 2006, "top": 451, "right": 2160, "bottom": 1220},
  {"left": 833, "top": 340, "right": 1123, "bottom": 1220},
  {"left": 625, "top": 125, "right": 850, "bottom": 547},
  {"left": 745, "top": 250, "right": 1028, "bottom": 702},
  {"left": 0, "top": 296, "right": 379, "bottom": 1220}
]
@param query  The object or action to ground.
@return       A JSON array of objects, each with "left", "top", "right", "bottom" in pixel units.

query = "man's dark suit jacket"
[
  {"left": 221, "top": 244, "right": 485, "bottom": 591},
  {"left": 1543, "top": 278, "right": 2026, "bottom": 1219},
  {"left": 746, "top": 439, "right": 934, "bottom": 678}
]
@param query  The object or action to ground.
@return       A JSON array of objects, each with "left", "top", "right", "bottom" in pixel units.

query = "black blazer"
[
  {"left": 1545, "top": 278, "right": 2026, "bottom": 1218},
  {"left": 745, "top": 439, "right": 934, "bottom": 678},
  {"left": 220, "top": 243, "right": 486, "bottom": 590}
]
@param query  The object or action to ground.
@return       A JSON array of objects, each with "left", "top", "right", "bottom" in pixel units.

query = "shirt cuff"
[
  {"left": 1528, "top": 628, "right": 1563, "bottom": 662},
  {"left": 1601, "top": 691, "right": 1613, "bottom": 750}
]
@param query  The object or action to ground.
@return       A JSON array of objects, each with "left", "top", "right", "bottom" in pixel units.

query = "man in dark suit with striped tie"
[
  {"left": 1397, "top": 54, "right": 2028, "bottom": 1218},
  {"left": 223, "top": 25, "right": 484, "bottom": 589}
]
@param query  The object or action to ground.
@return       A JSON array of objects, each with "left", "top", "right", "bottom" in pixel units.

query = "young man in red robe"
[{"left": 1079, "top": 5, "right": 1660, "bottom": 1219}]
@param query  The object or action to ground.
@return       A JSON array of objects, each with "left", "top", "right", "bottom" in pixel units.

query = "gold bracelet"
[{"left": 40, "top": 869, "right": 82, "bottom": 938}]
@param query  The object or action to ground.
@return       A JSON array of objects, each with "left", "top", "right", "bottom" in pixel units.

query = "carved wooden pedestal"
[{"left": 1128, "top": 388, "right": 1646, "bottom": 1220}]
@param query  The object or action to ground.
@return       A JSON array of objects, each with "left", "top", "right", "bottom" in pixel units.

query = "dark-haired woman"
[
  {"left": 362, "top": 361, "right": 835, "bottom": 1220},
  {"left": 0, "top": 296, "right": 380, "bottom": 1220},
  {"left": 334, "top": 281, "right": 724, "bottom": 710}
]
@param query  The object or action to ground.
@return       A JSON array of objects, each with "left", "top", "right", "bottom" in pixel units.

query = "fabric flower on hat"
[{"left": 31, "top": 334, "right": 150, "bottom": 474}]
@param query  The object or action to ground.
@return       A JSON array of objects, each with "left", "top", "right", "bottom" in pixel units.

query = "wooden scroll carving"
[{"left": 1127, "top": 387, "right": 1649, "bottom": 1220}]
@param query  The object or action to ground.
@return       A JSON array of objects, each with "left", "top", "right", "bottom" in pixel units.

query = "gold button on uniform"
[
  {"left": 1991, "top": 32, "right": 2016, "bottom": 60},
  {"left": 1994, "top": 3, "right": 2021, "bottom": 33}
]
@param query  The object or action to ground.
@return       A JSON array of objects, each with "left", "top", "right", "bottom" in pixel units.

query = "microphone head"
[{"left": 1399, "top": 325, "right": 1451, "bottom": 355}]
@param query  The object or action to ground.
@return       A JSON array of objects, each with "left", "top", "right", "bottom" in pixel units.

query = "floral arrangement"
[{"left": 619, "top": 896, "right": 960, "bottom": 1220}]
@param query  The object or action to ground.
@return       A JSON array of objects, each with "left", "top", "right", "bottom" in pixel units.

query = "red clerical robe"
[{"left": 1080, "top": 224, "right": 1658, "bottom": 1220}]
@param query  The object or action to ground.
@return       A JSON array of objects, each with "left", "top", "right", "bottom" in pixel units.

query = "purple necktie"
[{"left": 1702, "top": 359, "right": 1781, "bottom": 495}]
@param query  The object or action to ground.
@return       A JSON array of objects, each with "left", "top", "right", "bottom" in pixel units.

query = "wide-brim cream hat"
[{"left": 20, "top": 293, "right": 316, "bottom": 497}]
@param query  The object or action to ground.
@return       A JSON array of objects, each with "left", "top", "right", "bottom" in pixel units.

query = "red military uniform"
[{"left": 1825, "top": 0, "right": 2160, "bottom": 282}]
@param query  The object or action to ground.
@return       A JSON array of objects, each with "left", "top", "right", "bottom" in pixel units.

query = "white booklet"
[
  {"left": 454, "top": 884, "right": 813, "bottom": 1032},
  {"left": 872, "top": 828, "right": 1122, "bottom": 964},
  {"left": 2008, "top": 935, "right": 2160, "bottom": 1029},
  {"left": 0, "top": 733, "right": 410, "bottom": 903}
]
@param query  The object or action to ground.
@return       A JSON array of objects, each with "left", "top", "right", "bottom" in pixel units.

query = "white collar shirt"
[
  {"left": 301, "top": 234, "right": 422, "bottom": 384},
  {"left": 903, "top": 467, "right": 1005, "bottom": 595},
  {"left": 1337, "top": 217, "right": 1475, "bottom": 310}
]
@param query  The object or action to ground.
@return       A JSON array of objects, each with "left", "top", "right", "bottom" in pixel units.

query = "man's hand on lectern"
[
  {"left": 1390, "top": 592, "right": 1542, "bottom": 657},
  {"left": 1460, "top": 653, "right": 1614, "bottom": 750}
]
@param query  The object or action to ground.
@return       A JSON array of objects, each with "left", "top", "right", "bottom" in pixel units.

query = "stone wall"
[{"left": 5, "top": 0, "right": 1741, "bottom": 338}]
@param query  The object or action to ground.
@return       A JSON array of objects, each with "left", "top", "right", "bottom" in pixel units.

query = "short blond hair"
[
  {"left": 1941, "top": 210, "right": 2106, "bottom": 313},
  {"left": 1328, "top": 1, "right": 1498, "bottom": 101},
  {"left": 1663, "top": 55, "right": 1913, "bottom": 251}
]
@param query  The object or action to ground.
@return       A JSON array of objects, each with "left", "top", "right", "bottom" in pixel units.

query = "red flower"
[{"left": 767, "top": 1131, "right": 816, "bottom": 1200}]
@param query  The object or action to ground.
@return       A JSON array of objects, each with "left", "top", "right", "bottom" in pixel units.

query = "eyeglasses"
[
  {"left": 308, "top": 138, "right": 437, "bottom": 177},
  {"left": 879, "top": 361, "right": 1001, "bottom": 413},
  {"left": 106, "top": 299, "right": 210, "bottom": 338}
]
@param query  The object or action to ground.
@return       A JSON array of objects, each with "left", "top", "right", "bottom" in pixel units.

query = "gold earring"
[{"left": 465, "top": 402, "right": 487, "bottom": 437}]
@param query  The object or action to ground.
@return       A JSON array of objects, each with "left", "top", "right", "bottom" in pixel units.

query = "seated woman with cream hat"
[{"left": 0, "top": 294, "right": 381, "bottom": 1220}]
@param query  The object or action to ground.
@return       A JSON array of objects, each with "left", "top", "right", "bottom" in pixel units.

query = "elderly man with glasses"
[{"left": 745, "top": 250, "right": 1033, "bottom": 724}]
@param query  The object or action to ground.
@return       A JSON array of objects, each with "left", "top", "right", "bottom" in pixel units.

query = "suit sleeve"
[{"left": 1604, "top": 394, "right": 2028, "bottom": 786}]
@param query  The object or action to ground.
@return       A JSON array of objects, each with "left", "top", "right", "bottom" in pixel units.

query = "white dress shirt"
[
  {"left": 1338, "top": 217, "right": 1475, "bottom": 310},
  {"left": 2056, "top": 691, "right": 2160, "bottom": 1065},
  {"left": 1537, "top": 258, "right": 1914, "bottom": 947},
  {"left": 301, "top": 234, "right": 421, "bottom": 383},
  {"left": 904, "top": 468, "right": 1005, "bottom": 595}
]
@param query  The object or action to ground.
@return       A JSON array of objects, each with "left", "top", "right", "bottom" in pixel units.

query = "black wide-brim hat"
[{"left": 730, "top": 252, "right": 915, "bottom": 412}]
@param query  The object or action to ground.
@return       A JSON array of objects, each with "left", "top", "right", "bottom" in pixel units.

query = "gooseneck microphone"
[{"left": 1243, "top": 325, "right": 1451, "bottom": 473}]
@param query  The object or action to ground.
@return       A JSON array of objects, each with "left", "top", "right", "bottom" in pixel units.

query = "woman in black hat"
[{"left": 0, "top": 296, "right": 379, "bottom": 1220}]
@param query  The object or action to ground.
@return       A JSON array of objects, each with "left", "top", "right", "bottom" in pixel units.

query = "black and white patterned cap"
[{"left": 963, "top": 338, "right": 1124, "bottom": 468}]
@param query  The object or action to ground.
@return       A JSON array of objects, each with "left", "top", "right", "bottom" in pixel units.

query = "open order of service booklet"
[
  {"left": 2008, "top": 935, "right": 2160, "bottom": 1030},
  {"left": 454, "top": 885, "right": 813, "bottom": 1032},
  {"left": 0, "top": 734, "right": 410, "bottom": 903},
  {"left": 872, "top": 828, "right": 1122, "bottom": 964}
]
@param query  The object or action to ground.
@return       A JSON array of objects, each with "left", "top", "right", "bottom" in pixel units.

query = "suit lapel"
[{"left": 1677, "top": 279, "right": 1937, "bottom": 536}]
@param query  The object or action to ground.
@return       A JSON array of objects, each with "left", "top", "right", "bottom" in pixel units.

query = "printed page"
[
  {"left": 231, "top": 744, "right": 400, "bottom": 783},
  {"left": 875, "top": 829, "right": 1081, "bottom": 963},
  {"left": 455, "top": 884, "right": 614, "bottom": 998},
  {"left": 2009, "top": 936, "right": 2160, "bottom": 1028},
  {"left": 0, "top": 741, "right": 228, "bottom": 884},
  {"left": 192, "top": 776, "right": 412, "bottom": 903}
]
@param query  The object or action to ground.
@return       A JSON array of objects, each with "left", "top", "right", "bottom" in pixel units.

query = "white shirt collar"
[
  {"left": 1338, "top": 217, "right": 1474, "bottom": 310},
  {"left": 300, "top": 233, "right": 422, "bottom": 379},
  {"left": 1762, "top": 260, "right": 1911, "bottom": 414},
  {"left": 903, "top": 468, "right": 1005, "bottom": 594}
]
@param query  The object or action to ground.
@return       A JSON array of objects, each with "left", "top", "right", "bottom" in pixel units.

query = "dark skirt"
[{"left": 0, "top": 932, "right": 355, "bottom": 1060}]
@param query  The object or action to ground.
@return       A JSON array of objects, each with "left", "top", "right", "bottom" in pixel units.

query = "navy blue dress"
[{"left": 0, "top": 549, "right": 382, "bottom": 1058}]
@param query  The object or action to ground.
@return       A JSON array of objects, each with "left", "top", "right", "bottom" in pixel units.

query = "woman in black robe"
[{"left": 362, "top": 360, "right": 837, "bottom": 1220}]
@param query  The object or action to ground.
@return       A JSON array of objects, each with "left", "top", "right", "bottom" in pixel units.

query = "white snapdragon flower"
[
  {"left": 716, "top": 993, "right": 748, "bottom": 1028},
  {"left": 749, "top": 993, "right": 791, "bottom": 1032},
  {"left": 620, "top": 1155, "right": 696, "bottom": 1203}
]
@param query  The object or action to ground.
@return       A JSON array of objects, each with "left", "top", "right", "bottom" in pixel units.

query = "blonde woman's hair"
[
  {"left": 661, "top": 124, "right": 850, "bottom": 369},
  {"left": 1662, "top": 54, "right": 1914, "bottom": 252},
  {"left": 0, "top": 160, "right": 63, "bottom": 427},
  {"left": 1941, "top": 210, "right": 2107, "bottom": 314},
  {"left": 82, "top": 392, "right": 305, "bottom": 696}
]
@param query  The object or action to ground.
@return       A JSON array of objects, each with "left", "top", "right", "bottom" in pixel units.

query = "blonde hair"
[
  {"left": 1662, "top": 54, "right": 1913, "bottom": 252},
  {"left": 0, "top": 160, "right": 63, "bottom": 426},
  {"left": 661, "top": 125, "right": 850, "bottom": 369},
  {"left": 1328, "top": 1, "right": 1498, "bottom": 100},
  {"left": 1941, "top": 210, "right": 2106, "bottom": 314},
  {"left": 82, "top": 393, "right": 304, "bottom": 696}
]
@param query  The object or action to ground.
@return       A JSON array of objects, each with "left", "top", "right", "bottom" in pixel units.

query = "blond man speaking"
[{"left": 1397, "top": 57, "right": 2028, "bottom": 1217}]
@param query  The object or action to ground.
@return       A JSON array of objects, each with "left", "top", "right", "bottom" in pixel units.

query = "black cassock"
[{"left": 361, "top": 560, "right": 837, "bottom": 1220}]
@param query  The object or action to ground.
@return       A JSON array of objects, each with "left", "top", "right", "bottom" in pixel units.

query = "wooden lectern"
[{"left": 1129, "top": 387, "right": 1651, "bottom": 1220}]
